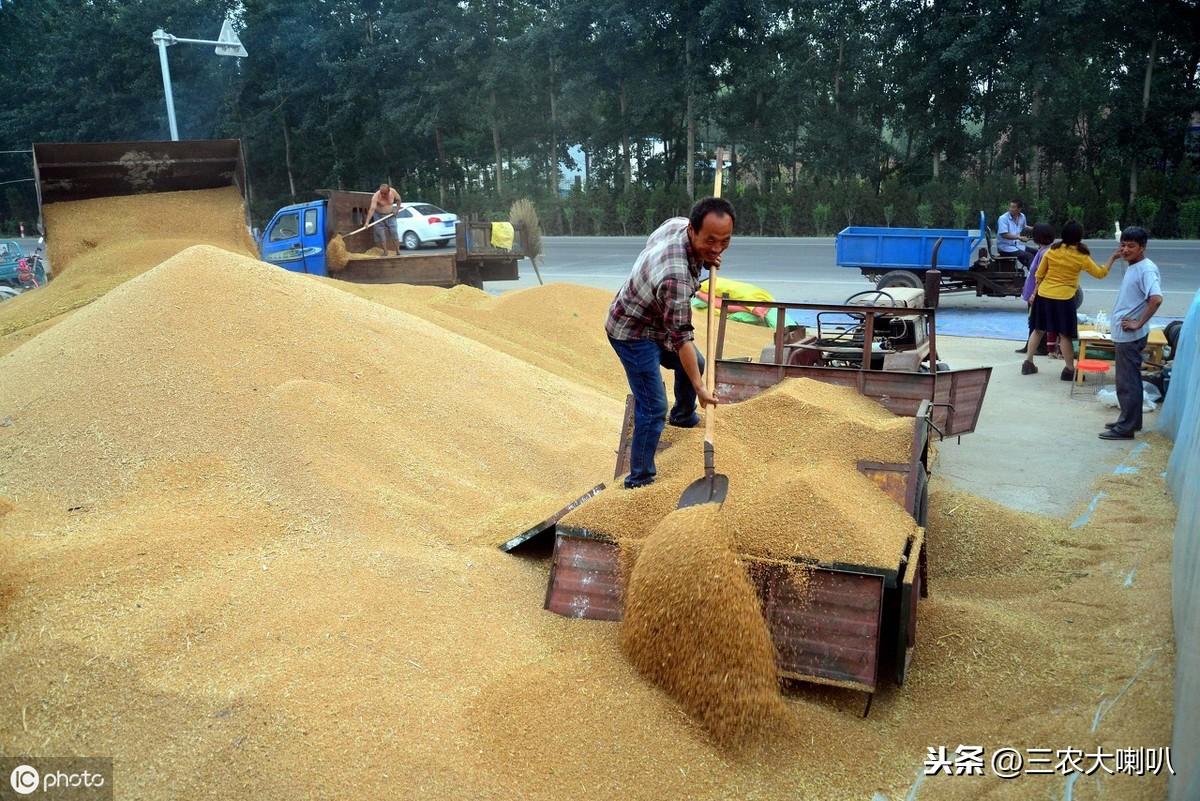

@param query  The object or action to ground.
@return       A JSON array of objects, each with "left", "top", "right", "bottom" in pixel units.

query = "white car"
[{"left": 393, "top": 202, "right": 458, "bottom": 250}]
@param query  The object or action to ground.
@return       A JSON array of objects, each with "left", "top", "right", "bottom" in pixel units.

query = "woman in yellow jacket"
[{"left": 1022, "top": 220, "right": 1121, "bottom": 380}]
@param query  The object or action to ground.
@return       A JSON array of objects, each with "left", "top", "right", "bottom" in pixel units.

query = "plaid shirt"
[{"left": 605, "top": 218, "right": 702, "bottom": 352}]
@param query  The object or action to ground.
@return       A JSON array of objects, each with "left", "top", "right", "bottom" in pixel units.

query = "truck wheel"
[
  {"left": 1073, "top": 287, "right": 1084, "bottom": 310},
  {"left": 877, "top": 270, "right": 923, "bottom": 289},
  {"left": 403, "top": 231, "right": 421, "bottom": 250}
]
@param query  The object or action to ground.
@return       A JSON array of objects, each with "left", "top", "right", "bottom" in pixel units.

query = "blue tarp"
[{"left": 1165, "top": 290, "right": 1200, "bottom": 801}]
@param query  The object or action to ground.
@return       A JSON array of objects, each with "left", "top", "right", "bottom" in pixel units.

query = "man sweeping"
[
  {"left": 606, "top": 197, "right": 734, "bottom": 489},
  {"left": 364, "top": 183, "right": 401, "bottom": 255}
]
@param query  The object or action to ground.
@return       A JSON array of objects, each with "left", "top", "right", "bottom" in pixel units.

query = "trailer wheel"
[
  {"left": 1073, "top": 287, "right": 1084, "bottom": 310},
  {"left": 877, "top": 270, "right": 923, "bottom": 289}
]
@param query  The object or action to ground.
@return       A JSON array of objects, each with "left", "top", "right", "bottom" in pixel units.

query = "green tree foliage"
[{"left": 1, "top": 0, "right": 1198, "bottom": 236}]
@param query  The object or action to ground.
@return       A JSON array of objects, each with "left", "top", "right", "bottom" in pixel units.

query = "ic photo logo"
[
  {"left": 9, "top": 765, "right": 38, "bottom": 795},
  {"left": 2, "top": 758, "right": 111, "bottom": 799}
]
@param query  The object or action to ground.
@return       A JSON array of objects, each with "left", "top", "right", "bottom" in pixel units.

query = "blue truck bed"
[{"left": 835, "top": 225, "right": 985, "bottom": 272}]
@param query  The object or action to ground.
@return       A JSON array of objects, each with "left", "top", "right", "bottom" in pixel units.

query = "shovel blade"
[{"left": 677, "top": 473, "right": 730, "bottom": 509}]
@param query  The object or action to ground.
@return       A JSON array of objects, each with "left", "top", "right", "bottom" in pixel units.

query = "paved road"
[
  {"left": 507, "top": 236, "right": 1200, "bottom": 318},
  {"left": 12, "top": 233, "right": 1196, "bottom": 318}
]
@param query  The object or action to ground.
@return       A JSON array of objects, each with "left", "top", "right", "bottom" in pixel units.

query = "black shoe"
[
  {"left": 623, "top": 478, "right": 656, "bottom": 489},
  {"left": 1060, "top": 367, "right": 1076, "bottom": 381},
  {"left": 1015, "top": 344, "right": 1049, "bottom": 355},
  {"left": 1021, "top": 360, "right": 1038, "bottom": 375},
  {"left": 668, "top": 412, "right": 702, "bottom": 428},
  {"left": 1098, "top": 430, "right": 1135, "bottom": 440},
  {"left": 1105, "top": 422, "right": 1142, "bottom": 431}
]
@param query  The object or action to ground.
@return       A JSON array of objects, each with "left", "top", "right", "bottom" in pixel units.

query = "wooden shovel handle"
[
  {"left": 703, "top": 148, "right": 724, "bottom": 455},
  {"left": 346, "top": 212, "right": 395, "bottom": 237}
]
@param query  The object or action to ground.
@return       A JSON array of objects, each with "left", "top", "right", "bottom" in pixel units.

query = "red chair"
[{"left": 1071, "top": 358, "right": 1111, "bottom": 398}]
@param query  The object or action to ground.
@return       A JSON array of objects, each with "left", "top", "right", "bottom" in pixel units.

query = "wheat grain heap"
[
  {"left": 0, "top": 187, "right": 251, "bottom": 354},
  {"left": 562, "top": 377, "right": 919, "bottom": 571},
  {"left": 620, "top": 505, "right": 793, "bottom": 748},
  {"left": 0, "top": 234, "right": 1177, "bottom": 800}
]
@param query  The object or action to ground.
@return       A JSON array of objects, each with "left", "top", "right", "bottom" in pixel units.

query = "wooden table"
[{"left": 1076, "top": 326, "right": 1167, "bottom": 384}]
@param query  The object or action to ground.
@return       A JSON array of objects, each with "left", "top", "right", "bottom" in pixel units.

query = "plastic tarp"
[
  {"left": 693, "top": 277, "right": 780, "bottom": 328},
  {"left": 1165, "top": 289, "right": 1200, "bottom": 801}
]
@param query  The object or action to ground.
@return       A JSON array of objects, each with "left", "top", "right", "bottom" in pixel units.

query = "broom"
[{"left": 509, "top": 198, "right": 545, "bottom": 285}]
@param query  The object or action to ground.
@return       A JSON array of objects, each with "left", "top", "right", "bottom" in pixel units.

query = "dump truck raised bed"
[{"left": 31, "top": 140, "right": 523, "bottom": 290}]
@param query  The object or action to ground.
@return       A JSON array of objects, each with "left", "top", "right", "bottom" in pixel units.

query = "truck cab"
[{"left": 259, "top": 200, "right": 331, "bottom": 276}]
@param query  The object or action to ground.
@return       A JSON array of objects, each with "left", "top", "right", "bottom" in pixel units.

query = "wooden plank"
[
  {"left": 337, "top": 253, "right": 457, "bottom": 286},
  {"left": 895, "top": 532, "right": 923, "bottom": 686}
]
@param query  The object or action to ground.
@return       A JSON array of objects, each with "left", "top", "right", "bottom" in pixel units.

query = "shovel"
[
  {"left": 346, "top": 212, "right": 395, "bottom": 237},
  {"left": 678, "top": 148, "right": 729, "bottom": 509}
]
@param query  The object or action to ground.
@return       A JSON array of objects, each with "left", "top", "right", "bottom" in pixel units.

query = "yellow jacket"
[{"left": 1035, "top": 246, "right": 1109, "bottom": 300}]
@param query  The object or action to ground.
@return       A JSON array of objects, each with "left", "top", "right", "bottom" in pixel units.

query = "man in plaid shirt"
[{"left": 606, "top": 197, "right": 735, "bottom": 488}]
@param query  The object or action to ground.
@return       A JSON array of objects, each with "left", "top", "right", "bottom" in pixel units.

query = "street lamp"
[{"left": 152, "top": 18, "right": 247, "bottom": 141}]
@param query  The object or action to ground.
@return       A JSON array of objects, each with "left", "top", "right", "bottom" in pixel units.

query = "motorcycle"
[{"left": 0, "top": 237, "right": 47, "bottom": 301}]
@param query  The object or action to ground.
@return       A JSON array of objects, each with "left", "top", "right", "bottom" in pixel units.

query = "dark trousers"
[
  {"left": 1113, "top": 336, "right": 1147, "bottom": 434},
  {"left": 1002, "top": 247, "right": 1035, "bottom": 268},
  {"left": 372, "top": 212, "right": 394, "bottom": 248},
  {"left": 608, "top": 336, "right": 703, "bottom": 487}
]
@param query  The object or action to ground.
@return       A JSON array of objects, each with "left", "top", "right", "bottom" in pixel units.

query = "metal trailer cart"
[{"left": 525, "top": 297, "right": 992, "bottom": 699}]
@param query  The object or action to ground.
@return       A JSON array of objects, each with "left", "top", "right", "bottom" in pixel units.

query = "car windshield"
[{"left": 412, "top": 204, "right": 447, "bottom": 216}]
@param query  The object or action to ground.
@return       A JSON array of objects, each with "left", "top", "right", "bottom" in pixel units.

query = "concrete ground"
[{"left": 932, "top": 334, "right": 1151, "bottom": 518}]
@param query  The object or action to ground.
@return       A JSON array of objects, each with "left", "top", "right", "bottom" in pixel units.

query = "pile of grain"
[
  {"left": 326, "top": 281, "right": 775, "bottom": 398},
  {"left": 620, "top": 505, "right": 790, "bottom": 747},
  {"left": 325, "top": 234, "right": 350, "bottom": 272},
  {"left": 0, "top": 246, "right": 620, "bottom": 540},
  {"left": 563, "top": 378, "right": 919, "bottom": 570},
  {"left": 925, "top": 489, "right": 1074, "bottom": 580},
  {"left": 0, "top": 253, "right": 1177, "bottom": 800},
  {"left": 0, "top": 187, "right": 251, "bottom": 354}
]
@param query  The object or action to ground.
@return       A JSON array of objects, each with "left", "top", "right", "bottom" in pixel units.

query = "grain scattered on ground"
[{"left": 0, "top": 242, "right": 1177, "bottom": 800}]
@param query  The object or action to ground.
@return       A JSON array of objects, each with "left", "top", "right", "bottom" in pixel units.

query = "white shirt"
[
  {"left": 1111, "top": 257, "right": 1163, "bottom": 343},
  {"left": 996, "top": 212, "right": 1026, "bottom": 253}
]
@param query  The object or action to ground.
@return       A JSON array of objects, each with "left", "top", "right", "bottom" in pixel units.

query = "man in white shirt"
[
  {"left": 996, "top": 199, "right": 1033, "bottom": 267},
  {"left": 1099, "top": 226, "right": 1164, "bottom": 441}
]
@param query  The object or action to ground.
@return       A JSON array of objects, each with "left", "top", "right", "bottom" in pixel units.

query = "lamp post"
[{"left": 152, "top": 19, "right": 247, "bottom": 141}]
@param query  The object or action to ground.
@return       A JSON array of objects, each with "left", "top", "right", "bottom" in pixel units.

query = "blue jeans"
[{"left": 609, "top": 336, "right": 704, "bottom": 488}]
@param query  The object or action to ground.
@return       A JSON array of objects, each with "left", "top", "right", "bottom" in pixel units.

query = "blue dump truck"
[
  {"left": 30, "top": 140, "right": 523, "bottom": 290},
  {"left": 835, "top": 211, "right": 1081, "bottom": 307},
  {"left": 259, "top": 189, "right": 524, "bottom": 288}
]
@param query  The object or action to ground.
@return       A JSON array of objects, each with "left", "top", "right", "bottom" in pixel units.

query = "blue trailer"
[{"left": 836, "top": 211, "right": 1046, "bottom": 302}]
